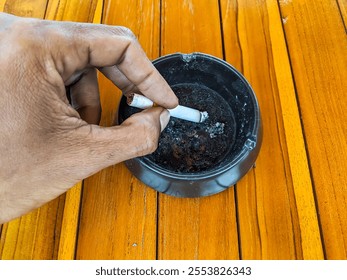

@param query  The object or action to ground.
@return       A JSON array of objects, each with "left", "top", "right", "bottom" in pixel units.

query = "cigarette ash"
[
  {"left": 206, "top": 122, "right": 225, "bottom": 138},
  {"left": 147, "top": 83, "right": 236, "bottom": 173}
]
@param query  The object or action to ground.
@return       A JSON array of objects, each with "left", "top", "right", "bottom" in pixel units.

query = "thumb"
[{"left": 56, "top": 107, "right": 170, "bottom": 182}]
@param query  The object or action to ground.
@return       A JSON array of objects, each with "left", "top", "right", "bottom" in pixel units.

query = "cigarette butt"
[
  {"left": 127, "top": 93, "right": 208, "bottom": 123},
  {"left": 168, "top": 105, "right": 209, "bottom": 123}
]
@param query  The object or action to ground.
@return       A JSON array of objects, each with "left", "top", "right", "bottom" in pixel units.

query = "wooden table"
[{"left": 0, "top": 0, "right": 346, "bottom": 260}]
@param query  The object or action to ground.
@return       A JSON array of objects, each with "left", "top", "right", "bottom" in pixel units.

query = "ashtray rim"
[
  {"left": 118, "top": 52, "right": 262, "bottom": 197},
  {"left": 137, "top": 52, "right": 261, "bottom": 179}
]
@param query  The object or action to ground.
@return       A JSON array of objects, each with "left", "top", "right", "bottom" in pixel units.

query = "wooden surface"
[{"left": 0, "top": 0, "right": 346, "bottom": 260}]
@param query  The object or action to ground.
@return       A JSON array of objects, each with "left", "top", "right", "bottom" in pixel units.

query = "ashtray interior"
[
  {"left": 120, "top": 83, "right": 236, "bottom": 173},
  {"left": 119, "top": 53, "right": 257, "bottom": 174}
]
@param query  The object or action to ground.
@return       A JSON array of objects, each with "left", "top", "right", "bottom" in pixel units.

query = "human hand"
[{"left": 0, "top": 12, "right": 178, "bottom": 223}]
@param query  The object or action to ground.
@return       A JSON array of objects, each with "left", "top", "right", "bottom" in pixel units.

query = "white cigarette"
[{"left": 127, "top": 93, "right": 208, "bottom": 123}]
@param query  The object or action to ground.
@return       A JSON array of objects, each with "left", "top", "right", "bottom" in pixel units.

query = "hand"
[{"left": 0, "top": 12, "right": 178, "bottom": 223}]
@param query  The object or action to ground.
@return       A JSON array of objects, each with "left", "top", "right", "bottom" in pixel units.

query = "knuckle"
[
  {"left": 14, "top": 18, "right": 43, "bottom": 38},
  {"left": 146, "top": 137, "right": 158, "bottom": 154},
  {"left": 5, "top": 18, "right": 45, "bottom": 56},
  {"left": 116, "top": 26, "right": 137, "bottom": 40}
]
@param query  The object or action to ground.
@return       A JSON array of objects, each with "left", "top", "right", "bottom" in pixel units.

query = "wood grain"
[
  {"left": 279, "top": 0, "right": 347, "bottom": 259},
  {"left": 75, "top": 0, "right": 161, "bottom": 260},
  {"left": 337, "top": 0, "right": 347, "bottom": 26},
  {"left": 2, "top": 0, "right": 48, "bottom": 18},
  {"left": 221, "top": 0, "right": 323, "bottom": 260},
  {"left": 0, "top": 0, "right": 99, "bottom": 260},
  {"left": 45, "top": 0, "right": 98, "bottom": 22},
  {"left": 57, "top": 183, "right": 82, "bottom": 260},
  {"left": 0, "top": 1, "right": 5, "bottom": 13},
  {"left": 158, "top": 0, "right": 239, "bottom": 260},
  {"left": 0, "top": 196, "right": 65, "bottom": 259}
]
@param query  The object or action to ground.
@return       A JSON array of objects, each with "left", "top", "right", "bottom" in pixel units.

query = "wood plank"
[
  {"left": 57, "top": 182, "right": 82, "bottom": 260},
  {"left": 264, "top": 0, "right": 323, "bottom": 259},
  {"left": 2, "top": 0, "right": 48, "bottom": 18},
  {"left": 0, "top": 1, "right": 5, "bottom": 13},
  {"left": 93, "top": 0, "right": 103, "bottom": 24},
  {"left": 279, "top": 0, "right": 347, "bottom": 259},
  {"left": 158, "top": 0, "right": 239, "bottom": 260},
  {"left": 0, "top": 196, "right": 65, "bottom": 259},
  {"left": 337, "top": 0, "right": 347, "bottom": 26},
  {"left": 221, "top": 0, "right": 323, "bottom": 259},
  {"left": 0, "top": 0, "right": 99, "bottom": 260},
  {"left": 45, "top": 0, "right": 98, "bottom": 22},
  {"left": 75, "top": 0, "right": 160, "bottom": 260}
]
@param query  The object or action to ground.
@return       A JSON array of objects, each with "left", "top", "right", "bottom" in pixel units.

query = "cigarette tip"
[
  {"left": 200, "top": 111, "right": 209, "bottom": 122},
  {"left": 126, "top": 93, "right": 135, "bottom": 105}
]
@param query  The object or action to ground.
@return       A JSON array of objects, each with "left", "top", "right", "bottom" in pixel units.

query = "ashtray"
[{"left": 118, "top": 52, "right": 262, "bottom": 197}]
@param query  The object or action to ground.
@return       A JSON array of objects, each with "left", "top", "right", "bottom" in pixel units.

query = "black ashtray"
[{"left": 118, "top": 53, "right": 262, "bottom": 197}]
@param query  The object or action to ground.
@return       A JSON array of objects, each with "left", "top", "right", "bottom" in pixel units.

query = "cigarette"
[{"left": 127, "top": 93, "right": 209, "bottom": 123}]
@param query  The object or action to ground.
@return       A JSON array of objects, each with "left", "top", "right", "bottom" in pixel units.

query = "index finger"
[{"left": 49, "top": 21, "right": 179, "bottom": 108}]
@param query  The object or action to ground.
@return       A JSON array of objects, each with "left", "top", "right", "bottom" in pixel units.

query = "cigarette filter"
[{"left": 127, "top": 93, "right": 208, "bottom": 123}]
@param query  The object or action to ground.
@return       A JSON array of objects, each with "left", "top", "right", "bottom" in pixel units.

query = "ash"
[{"left": 206, "top": 122, "right": 225, "bottom": 138}]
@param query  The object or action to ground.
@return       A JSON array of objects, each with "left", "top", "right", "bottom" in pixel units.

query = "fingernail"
[{"left": 160, "top": 109, "right": 170, "bottom": 132}]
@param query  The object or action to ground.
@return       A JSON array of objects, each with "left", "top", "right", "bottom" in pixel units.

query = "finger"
[
  {"left": 69, "top": 68, "right": 101, "bottom": 124},
  {"left": 100, "top": 65, "right": 140, "bottom": 94},
  {"left": 159, "top": 109, "right": 170, "bottom": 132},
  {"left": 44, "top": 21, "right": 178, "bottom": 108}
]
